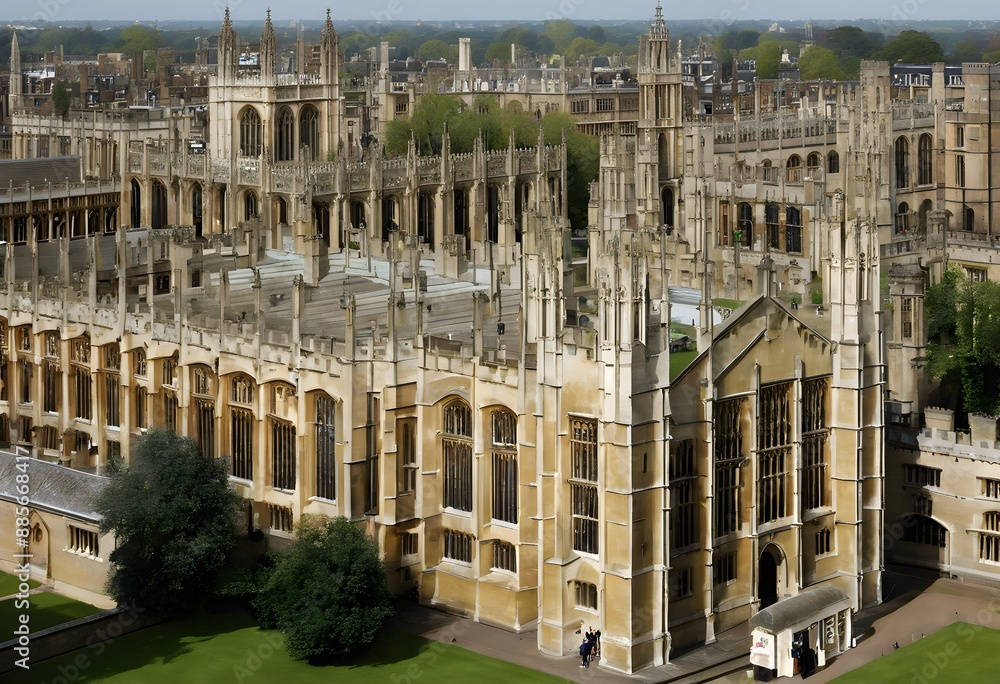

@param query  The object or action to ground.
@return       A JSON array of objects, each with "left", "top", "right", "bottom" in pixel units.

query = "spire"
[
  {"left": 218, "top": 6, "right": 237, "bottom": 79},
  {"left": 651, "top": 1, "right": 667, "bottom": 35},
  {"left": 320, "top": 8, "right": 338, "bottom": 82},
  {"left": 260, "top": 8, "right": 277, "bottom": 77},
  {"left": 10, "top": 31, "right": 22, "bottom": 100}
]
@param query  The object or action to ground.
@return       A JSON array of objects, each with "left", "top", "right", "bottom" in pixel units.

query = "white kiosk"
[{"left": 749, "top": 586, "right": 853, "bottom": 680}]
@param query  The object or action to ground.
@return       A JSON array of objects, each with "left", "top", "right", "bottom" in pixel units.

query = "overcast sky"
[{"left": 8, "top": 0, "right": 996, "bottom": 25}]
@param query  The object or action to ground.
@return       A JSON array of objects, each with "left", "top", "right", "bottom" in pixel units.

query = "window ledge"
[{"left": 803, "top": 507, "right": 834, "bottom": 523}]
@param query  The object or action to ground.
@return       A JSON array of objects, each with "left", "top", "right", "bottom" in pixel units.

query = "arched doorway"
[{"left": 758, "top": 544, "right": 783, "bottom": 609}]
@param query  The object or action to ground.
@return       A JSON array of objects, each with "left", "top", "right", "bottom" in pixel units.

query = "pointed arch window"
[
  {"left": 917, "top": 133, "right": 933, "bottom": 185},
  {"left": 491, "top": 409, "right": 517, "bottom": 524},
  {"left": 275, "top": 107, "right": 294, "bottom": 162},
  {"left": 240, "top": 108, "right": 262, "bottom": 156},
  {"left": 442, "top": 400, "right": 472, "bottom": 512}
]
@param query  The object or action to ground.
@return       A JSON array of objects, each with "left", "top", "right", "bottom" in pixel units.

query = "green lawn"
[
  {"left": 0, "top": 571, "right": 39, "bottom": 597},
  {"left": 0, "top": 591, "right": 102, "bottom": 634},
  {"left": 831, "top": 622, "right": 1000, "bottom": 683},
  {"left": 6, "top": 610, "right": 568, "bottom": 684},
  {"left": 670, "top": 349, "right": 698, "bottom": 381},
  {"left": 713, "top": 298, "right": 743, "bottom": 311}
]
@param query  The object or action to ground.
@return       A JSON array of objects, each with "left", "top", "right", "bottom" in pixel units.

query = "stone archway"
[{"left": 758, "top": 543, "right": 785, "bottom": 609}]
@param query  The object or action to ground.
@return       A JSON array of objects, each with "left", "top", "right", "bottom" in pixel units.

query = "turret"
[
  {"left": 218, "top": 6, "right": 238, "bottom": 81},
  {"left": 260, "top": 9, "right": 277, "bottom": 85}
]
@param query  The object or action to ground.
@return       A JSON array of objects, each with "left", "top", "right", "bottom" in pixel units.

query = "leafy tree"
[
  {"left": 566, "top": 37, "right": 602, "bottom": 60},
  {"left": 877, "top": 30, "right": 944, "bottom": 64},
  {"left": 254, "top": 516, "right": 392, "bottom": 661},
  {"left": 542, "top": 111, "right": 598, "bottom": 231},
  {"left": 51, "top": 81, "right": 71, "bottom": 118},
  {"left": 819, "top": 26, "right": 883, "bottom": 77},
  {"left": 925, "top": 266, "right": 1000, "bottom": 415},
  {"left": 381, "top": 95, "right": 598, "bottom": 231},
  {"left": 93, "top": 429, "right": 243, "bottom": 616},
  {"left": 952, "top": 34, "right": 985, "bottom": 63},
  {"left": 485, "top": 41, "right": 514, "bottom": 66},
  {"left": 119, "top": 24, "right": 164, "bottom": 76},
  {"left": 756, "top": 40, "right": 783, "bottom": 79},
  {"left": 799, "top": 46, "right": 846, "bottom": 81},
  {"left": 415, "top": 39, "right": 457, "bottom": 64},
  {"left": 543, "top": 18, "right": 579, "bottom": 54}
]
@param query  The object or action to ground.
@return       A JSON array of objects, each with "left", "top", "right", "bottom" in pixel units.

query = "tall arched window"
[
  {"left": 315, "top": 394, "right": 336, "bottom": 500},
  {"left": 827, "top": 151, "right": 840, "bottom": 174},
  {"left": 454, "top": 190, "right": 468, "bottom": 235},
  {"left": 737, "top": 202, "right": 753, "bottom": 247},
  {"left": 130, "top": 178, "right": 142, "bottom": 228},
  {"left": 786, "top": 206, "right": 802, "bottom": 254},
  {"left": 965, "top": 205, "right": 975, "bottom": 232},
  {"left": 786, "top": 155, "right": 802, "bottom": 183},
  {"left": 151, "top": 179, "right": 168, "bottom": 229},
  {"left": 662, "top": 186, "right": 674, "bottom": 229},
  {"left": 275, "top": 107, "right": 294, "bottom": 162},
  {"left": 491, "top": 409, "right": 517, "bottom": 524},
  {"left": 487, "top": 185, "right": 500, "bottom": 243},
  {"left": 230, "top": 375, "right": 255, "bottom": 480},
  {"left": 192, "top": 365, "right": 215, "bottom": 458},
  {"left": 192, "top": 184, "right": 203, "bottom": 237},
  {"left": 240, "top": 108, "right": 262, "bottom": 157},
  {"left": 918, "top": 133, "right": 933, "bottom": 185},
  {"left": 418, "top": 193, "right": 434, "bottom": 248},
  {"left": 894, "top": 136, "right": 909, "bottom": 189},
  {"left": 442, "top": 400, "right": 472, "bottom": 512},
  {"left": 300, "top": 106, "right": 319, "bottom": 161},
  {"left": 895, "top": 202, "right": 910, "bottom": 235},
  {"left": 806, "top": 152, "right": 821, "bottom": 171},
  {"left": 244, "top": 191, "right": 258, "bottom": 220}
]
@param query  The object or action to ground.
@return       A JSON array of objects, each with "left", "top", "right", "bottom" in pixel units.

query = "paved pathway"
[
  {"left": 708, "top": 568, "right": 1000, "bottom": 683},
  {"left": 391, "top": 568, "right": 1000, "bottom": 684}
]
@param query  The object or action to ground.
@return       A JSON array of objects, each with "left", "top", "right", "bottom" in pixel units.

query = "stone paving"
[{"left": 391, "top": 568, "right": 1000, "bottom": 684}]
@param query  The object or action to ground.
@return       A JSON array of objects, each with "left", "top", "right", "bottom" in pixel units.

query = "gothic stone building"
[{"left": 0, "top": 7, "right": 887, "bottom": 675}]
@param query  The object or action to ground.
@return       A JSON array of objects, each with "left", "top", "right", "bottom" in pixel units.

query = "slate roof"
[
  {"left": 0, "top": 156, "right": 82, "bottom": 188},
  {"left": 0, "top": 451, "right": 108, "bottom": 523}
]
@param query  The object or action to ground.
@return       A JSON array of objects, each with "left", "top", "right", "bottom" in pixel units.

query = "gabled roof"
[{"left": 0, "top": 452, "right": 108, "bottom": 523}]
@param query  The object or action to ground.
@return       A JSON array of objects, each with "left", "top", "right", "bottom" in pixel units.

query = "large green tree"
[
  {"left": 51, "top": 81, "right": 71, "bottom": 117},
  {"left": 798, "top": 46, "right": 846, "bottom": 81},
  {"left": 93, "top": 429, "right": 242, "bottom": 616},
  {"left": 254, "top": 516, "right": 392, "bottom": 661},
  {"left": 925, "top": 266, "right": 1000, "bottom": 415},
  {"left": 877, "top": 30, "right": 944, "bottom": 64},
  {"left": 382, "top": 94, "right": 598, "bottom": 231},
  {"left": 818, "top": 26, "right": 883, "bottom": 77}
]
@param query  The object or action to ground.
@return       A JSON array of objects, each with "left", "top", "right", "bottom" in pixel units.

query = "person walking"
[{"left": 580, "top": 637, "right": 592, "bottom": 668}]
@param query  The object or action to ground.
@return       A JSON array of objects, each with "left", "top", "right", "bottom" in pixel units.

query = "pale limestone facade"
[{"left": 0, "top": 6, "right": 892, "bottom": 675}]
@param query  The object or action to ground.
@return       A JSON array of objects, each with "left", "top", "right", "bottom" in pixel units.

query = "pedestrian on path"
[{"left": 580, "top": 638, "right": 592, "bottom": 668}]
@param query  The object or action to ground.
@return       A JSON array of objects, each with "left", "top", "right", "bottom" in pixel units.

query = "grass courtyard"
[
  {"left": 0, "top": 588, "right": 102, "bottom": 634},
  {"left": 831, "top": 622, "right": 1000, "bottom": 683},
  {"left": 6, "top": 609, "right": 568, "bottom": 684},
  {"left": 0, "top": 570, "right": 40, "bottom": 597}
]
